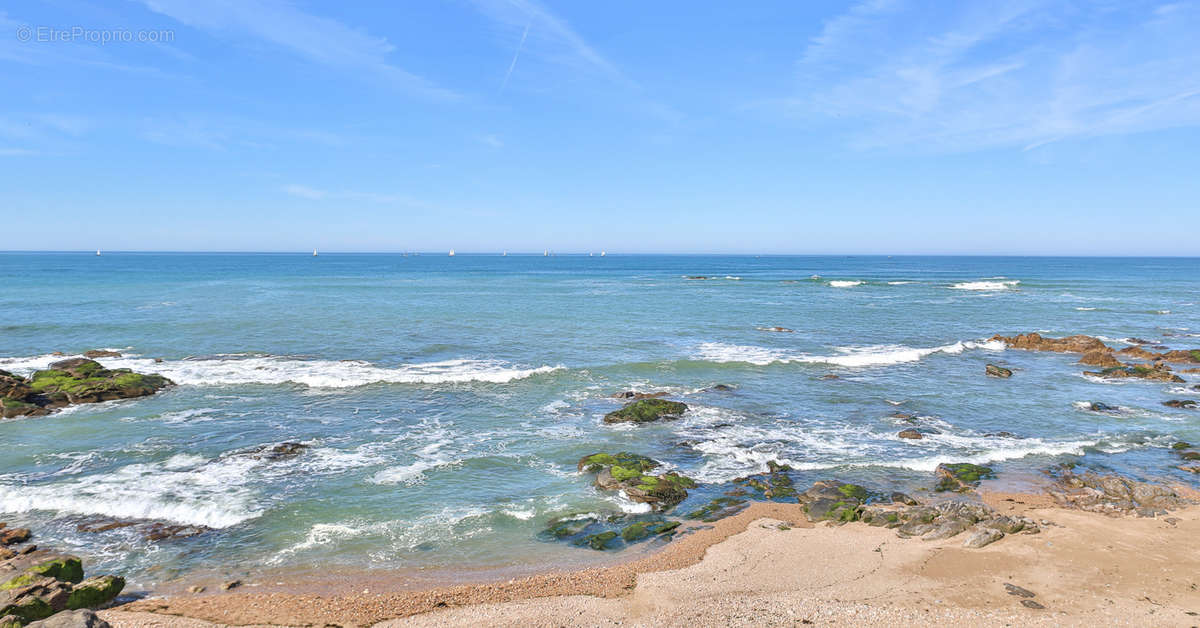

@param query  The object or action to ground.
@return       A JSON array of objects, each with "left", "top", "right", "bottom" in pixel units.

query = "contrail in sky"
[{"left": 499, "top": 20, "right": 531, "bottom": 95}]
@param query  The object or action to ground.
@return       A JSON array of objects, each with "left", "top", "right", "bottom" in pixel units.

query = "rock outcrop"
[
  {"left": 985, "top": 364, "right": 1012, "bottom": 378},
  {"left": 1083, "top": 364, "right": 1185, "bottom": 383},
  {"left": 934, "top": 463, "right": 995, "bottom": 492},
  {"left": 1045, "top": 468, "right": 1191, "bottom": 516},
  {"left": 0, "top": 525, "right": 123, "bottom": 626},
  {"left": 0, "top": 359, "right": 172, "bottom": 419}
]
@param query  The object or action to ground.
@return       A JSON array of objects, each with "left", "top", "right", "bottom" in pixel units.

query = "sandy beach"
[{"left": 98, "top": 489, "right": 1200, "bottom": 627}]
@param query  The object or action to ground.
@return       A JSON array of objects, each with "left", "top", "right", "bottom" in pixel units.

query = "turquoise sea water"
[{"left": 1, "top": 253, "right": 1198, "bottom": 586}]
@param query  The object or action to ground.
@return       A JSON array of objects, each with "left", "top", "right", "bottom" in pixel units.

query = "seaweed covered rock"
[
  {"left": 1, "top": 359, "right": 173, "bottom": 420},
  {"left": 609, "top": 390, "right": 668, "bottom": 400},
  {"left": 539, "top": 513, "right": 680, "bottom": 551},
  {"left": 1084, "top": 364, "right": 1184, "bottom": 383},
  {"left": 685, "top": 497, "right": 749, "bottom": 522},
  {"left": 1163, "top": 400, "right": 1198, "bottom": 409},
  {"left": 577, "top": 452, "right": 696, "bottom": 510},
  {"left": 985, "top": 364, "right": 1012, "bottom": 378},
  {"left": 0, "top": 548, "right": 121, "bottom": 625},
  {"left": 1046, "top": 468, "right": 1190, "bottom": 516},
  {"left": 798, "top": 481, "right": 870, "bottom": 523},
  {"left": 858, "top": 500, "right": 1038, "bottom": 548},
  {"left": 732, "top": 467, "right": 797, "bottom": 500},
  {"left": 934, "top": 463, "right": 994, "bottom": 492},
  {"left": 603, "top": 399, "right": 688, "bottom": 424}
]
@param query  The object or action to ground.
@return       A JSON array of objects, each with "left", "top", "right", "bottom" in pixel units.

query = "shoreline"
[{"left": 101, "top": 481, "right": 1200, "bottom": 627}]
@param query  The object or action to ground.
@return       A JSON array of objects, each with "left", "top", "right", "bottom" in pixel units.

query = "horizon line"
[{"left": 2, "top": 250, "right": 1199, "bottom": 259}]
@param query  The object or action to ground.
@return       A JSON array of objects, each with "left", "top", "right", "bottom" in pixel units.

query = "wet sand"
[{"left": 101, "top": 493, "right": 1200, "bottom": 627}]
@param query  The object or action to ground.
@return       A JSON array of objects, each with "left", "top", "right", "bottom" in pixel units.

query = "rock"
[
  {"left": 934, "top": 463, "right": 995, "bottom": 492},
  {"left": 619, "top": 520, "right": 679, "bottom": 542},
  {"left": 706, "top": 384, "right": 736, "bottom": 392},
  {"left": 2, "top": 360, "right": 173, "bottom": 420},
  {"left": 819, "top": 374, "right": 840, "bottom": 380},
  {"left": 890, "top": 492, "right": 919, "bottom": 506},
  {"left": 577, "top": 452, "right": 695, "bottom": 510},
  {"left": 1086, "top": 402, "right": 1120, "bottom": 413},
  {"left": 81, "top": 350, "right": 121, "bottom": 359},
  {"left": 685, "top": 497, "right": 748, "bottom": 522},
  {"left": 187, "top": 585, "right": 205, "bottom": 593},
  {"left": 243, "top": 442, "right": 309, "bottom": 461},
  {"left": 74, "top": 518, "right": 208, "bottom": 542},
  {"left": 732, "top": 468, "right": 796, "bottom": 500},
  {"left": 1163, "top": 400, "right": 1198, "bottom": 409},
  {"left": 766, "top": 460, "right": 792, "bottom": 473},
  {"left": 1004, "top": 583, "right": 1036, "bottom": 598},
  {"left": 1046, "top": 468, "right": 1190, "bottom": 515},
  {"left": 1083, "top": 364, "right": 1184, "bottom": 383},
  {"left": 577, "top": 452, "right": 658, "bottom": 474},
  {"left": 609, "top": 390, "right": 668, "bottom": 400},
  {"left": 220, "top": 580, "right": 241, "bottom": 591},
  {"left": 65, "top": 575, "right": 123, "bottom": 610},
  {"left": 602, "top": 399, "right": 687, "bottom": 424},
  {"left": 1021, "top": 599, "right": 1046, "bottom": 609},
  {"left": 0, "top": 529, "right": 30, "bottom": 547},
  {"left": 897, "top": 429, "right": 923, "bottom": 440},
  {"left": 992, "top": 332, "right": 1110, "bottom": 354},
  {"left": 1079, "top": 350, "right": 1121, "bottom": 367},
  {"left": 985, "top": 364, "right": 1012, "bottom": 378},
  {"left": 26, "top": 609, "right": 111, "bottom": 627},
  {"left": 577, "top": 531, "right": 618, "bottom": 551},
  {"left": 962, "top": 526, "right": 1004, "bottom": 548},
  {"left": 798, "top": 481, "right": 869, "bottom": 523}
]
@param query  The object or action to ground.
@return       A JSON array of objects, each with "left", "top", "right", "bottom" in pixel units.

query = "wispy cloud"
[
  {"left": 471, "top": 0, "right": 680, "bottom": 121},
  {"left": 140, "top": 0, "right": 457, "bottom": 101},
  {"left": 478, "top": 133, "right": 504, "bottom": 148},
  {"left": 282, "top": 184, "right": 428, "bottom": 206},
  {"left": 785, "top": 1, "right": 1200, "bottom": 151},
  {"left": 140, "top": 115, "right": 346, "bottom": 150}
]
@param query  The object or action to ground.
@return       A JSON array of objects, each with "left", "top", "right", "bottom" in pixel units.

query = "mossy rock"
[
  {"left": 934, "top": 463, "right": 995, "bottom": 492},
  {"left": 1172, "top": 442, "right": 1192, "bottom": 450},
  {"left": 577, "top": 452, "right": 659, "bottom": 473},
  {"left": 541, "top": 516, "right": 596, "bottom": 539},
  {"left": 24, "top": 557, "right": 84, "bottom": 585},
  {"left": 603, "top": 399, "right": 688, "bottom": 424},
  {"left": 0, "top": 595, "right": 53, "bottom": 622},
  {"left": 686, "top": 497, "right": 748, "bottom": 522},
  {"left": 0, "top": 614, "right": 22, "bottom": 628},
  {"left": 837, "top": 483, "right": 869, "bottom": 501},
  {"left": 625, "top": 472, "right": 697, "bottom": 509},
  {"left": 66, "top": 574, "right": 125, "bottom": 610},
  {"left": 576, "top": 531, "right": 619, "bottom": 551}
]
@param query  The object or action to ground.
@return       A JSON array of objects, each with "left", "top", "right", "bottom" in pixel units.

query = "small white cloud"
[
  {"left": 479, "top": 134, "right": 503, "bottom": 148},
  {"left": 283, "top": 184, "right": 327, "bottom": 200}
]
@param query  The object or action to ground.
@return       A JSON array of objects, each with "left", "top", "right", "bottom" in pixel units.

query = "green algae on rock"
[
  {"left": 579, "top": 452, "right": 698, "bottom": 511},
  {"left": 0, "top": 358, "right": 173, "bottom": 420},
  {"left": 602, "top": 398, "right": 688, "bottom": 424},
  {"left": 934, "top": 463, "right": 995, "bottom": 492}
]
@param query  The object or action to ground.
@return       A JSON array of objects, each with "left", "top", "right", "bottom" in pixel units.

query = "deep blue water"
[{"left": 1, "top": 253, "right": 1197, "bottom": 586}]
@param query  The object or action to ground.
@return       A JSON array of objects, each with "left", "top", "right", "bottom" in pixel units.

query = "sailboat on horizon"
[
  {"left": 95, "top": 250, "right": 101, "bottom": 256},
  {"left": 449, "top": 249, "right": 455, "bottom": 256},
  {"left": 312, "top": 249, "right": 318, "bottom": 257}
]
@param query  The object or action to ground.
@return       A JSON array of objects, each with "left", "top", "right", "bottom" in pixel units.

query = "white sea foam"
[
  {"left": 694, "top": 339, "right": 1004, "bottom": 368},
  {"left": 950, "top": 279, "right": 1020, "bottom": 291},
  {"left": 829, "top": 280, "right": 863, "bottom": 287},
  {"left": 887, "top": 281, "right": 918, "bottom": 285},
  {"left": 0, "top": 352, "right": 561, "bottom": 388},
  {"left": 1076, "top": 307, "right": 1096, "bottom": 311},
  {"left": 0, "top": 453, "right": 262, "bottom": 528}
]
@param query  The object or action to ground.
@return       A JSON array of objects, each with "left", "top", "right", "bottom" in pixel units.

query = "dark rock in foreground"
[
  {"left": 603, "top": 399, "right": 688, "bottom": 424},
  {"left": 0, "top": 526, "right": 123, "bottom": 626},
  {"left": 1, "top": 358, "right": 172, "bottom": 420}
]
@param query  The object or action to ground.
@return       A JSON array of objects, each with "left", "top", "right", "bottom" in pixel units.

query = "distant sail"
[
  {"left": 543, "top": 249, "right": 549, "bottom": 256},
  {"left": 449, "top": 249, "right": 455, "bottom": 256},
  {"left": 502, "top": 251, "right": 507, "bottom": 256},
  {"left": 313, "top": 249, "right": 318, "bottom": 256},
  {"left": 95, "top": 250, "right": 101, "bottom": 256},
  {"left": 600, "top": 251, "right": 606, "bottom": 257}
]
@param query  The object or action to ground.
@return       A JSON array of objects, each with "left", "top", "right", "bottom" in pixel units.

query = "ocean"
[{"left": 1, "top": 253, "right": 1197, "bottom": 587}]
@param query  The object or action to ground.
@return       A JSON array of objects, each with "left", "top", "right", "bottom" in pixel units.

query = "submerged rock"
[
  {"left": 897, "top": 429, "right": 924, "bottom": 440},
  {"left": 1, "top": 359, "right": 172, "bottom": 420},
  {"left": 603, "top": 399, "right": 688, "bottom": 424},
  {"left": 74, "top": 518, "right": 209, "bottom": 542},
  {"left": 934, "top": 463, "right": 995, "bottom": 492},
  {"left": 985, "top": 364, "right": 1013, "bottom": 378},
  {"left": 1163, "top": 400, "right": 1197, "bottom": 409},
  {"left": 609, "top": 390, "right": 668, "bottom": 400},
  {"left": 685, "top": 497, "right": 748, "bottom": 522},
  {"left": 80, "top": 351, "right": 121, "bottom": 359}
]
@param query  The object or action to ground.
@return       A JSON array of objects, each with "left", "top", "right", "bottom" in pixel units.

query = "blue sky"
[{"left": 2, "top": 1, "right": 1198, "bottom": 254}]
